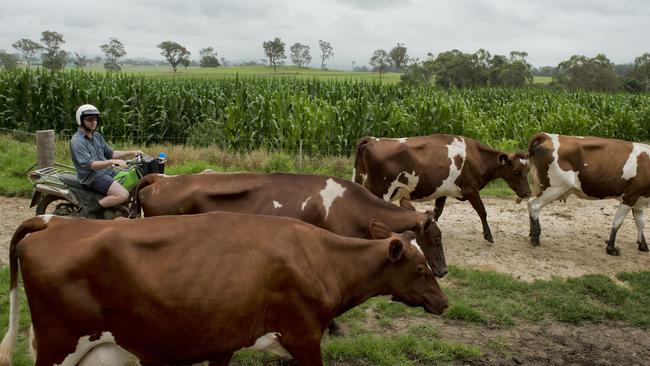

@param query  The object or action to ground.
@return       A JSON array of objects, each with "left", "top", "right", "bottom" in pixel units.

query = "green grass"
[
  {"left": 533, "top": 76, "right": 553, "bottom": 84},
  {"left": 76, "top": 63, "right": 403, "bottom": 83}
]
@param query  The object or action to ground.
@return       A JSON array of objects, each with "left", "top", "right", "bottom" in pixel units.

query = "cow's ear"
[
  {"left": 399, "top": 198, "right": 416, "bottom": 211},
  {"left": 369, "top": 219, "right": 392, "bottom": 239},
  {"left": 421, "top": 215, "right": 434, "bottom": 230},
  {"left": 497, "top": 153, "right": 510, "bottom": 166},
  {"left": 388, "top": 239, "right": 404, "bottom": 262}
]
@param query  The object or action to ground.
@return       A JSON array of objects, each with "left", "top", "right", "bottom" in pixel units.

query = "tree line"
[{"left": 1, "top": 31, "right": 649, "bottom": 93}]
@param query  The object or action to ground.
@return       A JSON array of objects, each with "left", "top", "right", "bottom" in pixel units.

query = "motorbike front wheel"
[{"left": 35, "top": 195, "right": 82, "bottom": 216}]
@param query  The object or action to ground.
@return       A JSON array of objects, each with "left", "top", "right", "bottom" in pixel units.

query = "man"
[{"left": 70, "top": 104, "right": 143, "bottom": 217}]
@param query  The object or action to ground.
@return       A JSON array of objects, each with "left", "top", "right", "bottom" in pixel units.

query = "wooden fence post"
[{"left": 36, "top": 130, "right": 55, "bottom": 168}]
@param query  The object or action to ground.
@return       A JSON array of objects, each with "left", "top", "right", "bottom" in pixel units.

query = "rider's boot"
[{"left": 85, "top": 199, "right": 104, "bottom": 219}]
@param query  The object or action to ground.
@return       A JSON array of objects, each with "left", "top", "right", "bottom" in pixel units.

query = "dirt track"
[{"left": 1, "top": 195, "right": 649, "bottom": 279}]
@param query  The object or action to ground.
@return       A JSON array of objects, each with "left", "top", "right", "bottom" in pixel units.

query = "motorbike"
[{"left": 28, "top": 154, "right": 166, "bottom": 219}]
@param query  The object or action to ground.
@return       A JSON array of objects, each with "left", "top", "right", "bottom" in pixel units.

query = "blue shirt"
[{"left": 70, "top": 129, "right": 114, "bottom": 185}]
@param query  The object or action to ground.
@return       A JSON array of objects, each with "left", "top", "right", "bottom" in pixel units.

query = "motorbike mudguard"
[{"left": 29, "top": 191, "right": 42, "bottom": 208}]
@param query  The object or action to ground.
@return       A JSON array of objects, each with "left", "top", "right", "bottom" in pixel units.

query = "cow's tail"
[
  {"left": 527, "top": 133, "right": 549, "bottom": 197},
  {"left": 0, "top": 217, "right": 48, "bottom": 366},
  {"left": 353, "top": 136, "right": 373, "bottom": 184},
  {"left": 133, "top": 173, "right": 166, "bottom": 218}
]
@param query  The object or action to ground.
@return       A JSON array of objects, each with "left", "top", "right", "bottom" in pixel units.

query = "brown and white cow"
[
  {"left": 528, "top": 133, "right": 650, "bottom": 255},
  {"left": 0, "top": 213, "right": 448, "bottom": 366},
  {"left": 354, "top": 134, "right": 531, "bottom": 243},
  {"left": 136, "top": 172, "right": 447, "bottom": 278}
]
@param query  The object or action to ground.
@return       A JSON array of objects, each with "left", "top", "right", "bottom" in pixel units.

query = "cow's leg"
[
  {"left": 283, "top": 338, "right": 323, "bottom": 366},
  {"left": 208, "top": 353, "right": 233, "bottom": 366},
  {"left": 466, "top": 193, "right": 493, "bottom": 243},
  {"left": 327, "top": 320, "right": 343, "bottom": 336},
  {"left": 632, "top": 208, "right": 648, "bottom": 252},
  {"left": 606, "top": 203, "right": 632, "bottom": 256},
  {"left": 433, "top": 196, "right": 447, "bottom": 221},
  {"left": 527, "top": 186, "right": 570, "bottom": 246}
]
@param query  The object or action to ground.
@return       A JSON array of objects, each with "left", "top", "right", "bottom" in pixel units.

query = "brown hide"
[
  {"left": 137, "top": 172, "right": 447, "bottom": 277},
  {"left": 529, "top": 133, "right": 647, "bottom": 204},
  {"left": 354, "top": 134, "right": 531, "bottom": 201},
  {"left": 5, "top": 213, "right": 448, "bottom": 366},
  {"left": 353, "top": 134, "right": 530, "bottom": 243}
]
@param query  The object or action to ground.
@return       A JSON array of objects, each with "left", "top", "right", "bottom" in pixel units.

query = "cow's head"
[
  {"left": 398, "top": 199, "right": 447, "bottom": 278},
  {"left": 497, "top": 151, "right": 531, "bottom": 199},
  {"left": 369, "top": 219, "right": 449, "bottom": 315}
]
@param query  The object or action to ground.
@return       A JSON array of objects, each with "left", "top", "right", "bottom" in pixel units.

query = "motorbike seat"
[{"left": 59, "top": 173, "right": 88, "bottom": 190}]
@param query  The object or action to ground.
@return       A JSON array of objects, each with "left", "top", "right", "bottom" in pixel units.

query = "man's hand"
[
  {"left": 111, "top": 159, "right": 128, "bottom": 169},
  {"left": 131, "top": 150, "right": 145, "bottom": 157}
]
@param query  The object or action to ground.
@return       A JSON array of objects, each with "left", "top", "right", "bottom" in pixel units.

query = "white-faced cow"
[
  {"left": 136, "top": 172, "right": 446, "bottom": 278},
  {"left": 354, "top": 134, "right": 531, "bottom": 243},
  {"left": 0, "top": 213, "right": 448, "bottom": 366},
  {"left": 528, "top": 133, "right": 650, "bottom": 256}
]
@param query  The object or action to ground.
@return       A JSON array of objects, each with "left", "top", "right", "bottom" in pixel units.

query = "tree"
[
  {"left": 369, "top": 49, "right": 390, "bottom": 80},
  {"left": 199, "top": 47, "right": 220, "bottom": 68},
  {"left": 429, "top": 49, "right": 482, "bottom": 88},
  {"left": 262, "top": 37, "right": 286, "bottom": 72},
  {"left": 318, "top": 40, "right": 333, "bottom": 70},
  {"left": 11, "top": 38, "right": 43, "bottom": 67},
  {"left": 73, "top": 52, "right": 89, "bottom": 69},
  {"left": 289, "top": 42, "right": 311, "bottom": 68},
  {"left": 0, "top": 51, "right": 20, "bottom": 70},
  {"left": 100, "top": 37, "right": 127, "bottom": 72},
  {"left": 181, "top": 57, "right": 190, "bottom": 69},
  {"left": 40, "top": 31, "right": 68, "bottom": 70},
  {"left": 388, "top": 43, "right": 409, "bottom": 71},
  {"left": 553, "top": 54, "right": 621, "bottom": 92},
  {"left": 157, "top": 41, "right": 191, "bottom": 72},
  {"left": 626, "top": 53, "right": 650, "bottom": 93},
  {"left": 400, "top": 61, "right": 434, "bottom": 85}
]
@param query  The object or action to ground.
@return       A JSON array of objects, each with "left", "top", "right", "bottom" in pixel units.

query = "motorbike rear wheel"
[{"left": 35, "top": 195, "right": 82, "bottom": 216}]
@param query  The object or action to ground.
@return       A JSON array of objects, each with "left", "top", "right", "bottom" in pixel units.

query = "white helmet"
[{"left": 75, "top": 104, "right": 100, "bottom": 126}]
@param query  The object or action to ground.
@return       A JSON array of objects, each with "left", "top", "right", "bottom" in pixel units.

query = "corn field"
[{"left": 1, "top": 69, "right": 649, "bottom": 155}]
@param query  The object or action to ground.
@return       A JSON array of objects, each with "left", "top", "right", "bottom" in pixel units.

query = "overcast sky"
[{"left": 1, "top": 0, "right": 648, "bottom": 69}]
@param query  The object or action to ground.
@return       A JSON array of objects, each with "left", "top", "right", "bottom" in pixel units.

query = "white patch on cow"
[
  {"left": 245, "top": 332, "right": 291, "bottom": 358},
  {"left": 622, "top": 143, "right": 650, "bottom": 180},
  {"left": 39, "top": 214, "right": 55, "bottom": 224},
  {"left": 519, "top": 158, "right": 528, "bottom": 165},
  {"left": 361, "top": 173, "right": 368, "bottom": 185},
  {"left": 57, "top": 332, "right": 139, "bottom": 366},
  {"left": 77, "top": 343, "right": 140, "bottom": 366},
  {"left": 301, "top": 196, "right": 312, "bottom": 211},
  {"left": 351, "top": 168, "right": 357, "bottom": 182},
  {"left": 410, "top": 239, "right": 433, "bottom": 272},
  {"left": 584, "top": 163, "right": 588, "bottom": 167},
  {"left": 320, "top": 179, "right": 346, "bottom": 219},
  {"left": 420, "top": 137, "right": 466, "bottom": 200},
  {"left": 273, "top": 201, "right": 283, "bottom": 209},
  {"left": 528, "top": 134, "right": 586, "bottom": 219},
  {"left": 382, "top": 171, "right": 420, "bottom": 202},
  {"left": 0, "top": 288, "right": 18, "bottom": 364}
]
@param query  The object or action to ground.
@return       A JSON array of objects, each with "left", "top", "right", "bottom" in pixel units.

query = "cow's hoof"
[
  {"left": 484, "top": 234, "right": 494, "bottom": 244},
  {"left": 530, "top": 238, "right": 540, "bottom": 247},
  {"left": 606, "top": 246, "right": 621, "bottom": 256},
  {"left": 638, "top": 242, "right": 649, "bottom": 252}
]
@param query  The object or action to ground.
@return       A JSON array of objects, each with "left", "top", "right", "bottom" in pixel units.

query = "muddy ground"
[{"left": 1, "top": 195, "right": 649, "bottom": 365}]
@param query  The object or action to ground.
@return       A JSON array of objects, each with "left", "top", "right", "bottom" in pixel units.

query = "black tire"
[{"left": 35, "top": 195, "right": 82, "bottom": 216}]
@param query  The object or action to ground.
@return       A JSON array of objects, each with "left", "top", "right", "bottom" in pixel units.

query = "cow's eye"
[
  {"left": 514, "top": 170, "right": 521, "bottom": 176},
  {"left": 416, "top": 265, "right": 426, "bottom": 275}
]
